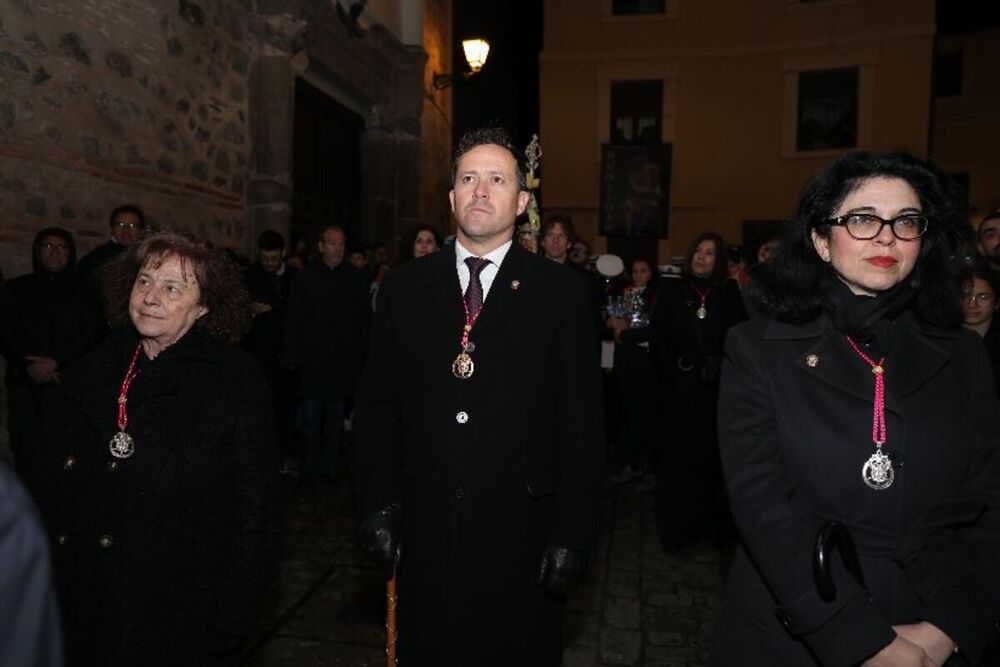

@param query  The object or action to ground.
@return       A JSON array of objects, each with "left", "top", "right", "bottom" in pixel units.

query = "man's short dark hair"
[
  {"left": 257, "top": 230, "right": 285, "bottom": 252},
  {"left": 317, "top": 223, "right": 346, "bottom": 241},
  {"left": 978, "top": 211, "right": 1000, "bottom": 237},
  {"left": 109, "top": 204, "right": 146, "bottom": 228},
  {"left": 451, "top": 127, "right": 527, "bottom": 190},
  {"left": 540, "top": 215, "right": 575, "bottom": 240}
]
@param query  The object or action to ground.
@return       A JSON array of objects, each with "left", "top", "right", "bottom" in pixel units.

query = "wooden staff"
[{"left": 386, "top": 569, "right": 398, "bottom": 666}]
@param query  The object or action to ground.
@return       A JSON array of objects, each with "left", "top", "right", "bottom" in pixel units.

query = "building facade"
[
  {"left": 931, "top": 25, "right": 1000, "bottom": 222},
  {"left": 540, "top": 0, "right": 938, "bottom": 262}
]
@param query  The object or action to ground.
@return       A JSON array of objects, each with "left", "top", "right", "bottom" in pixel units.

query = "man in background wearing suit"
[{"left": 354, "top": 127, "right": 604, "bottom": 666}]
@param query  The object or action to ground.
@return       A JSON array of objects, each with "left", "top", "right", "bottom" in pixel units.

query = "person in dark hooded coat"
[{"left": 6, "top": 227, "right": 101, "bottom": 480}]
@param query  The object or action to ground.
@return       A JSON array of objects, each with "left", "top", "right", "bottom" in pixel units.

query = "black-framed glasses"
[{"left": 827, "top": 213, "right": 928, "bottom": 240}]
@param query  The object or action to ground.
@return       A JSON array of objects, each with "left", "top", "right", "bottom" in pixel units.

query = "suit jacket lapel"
[{"left": 473, "top": 242, "right": 533, "bottom": 338}]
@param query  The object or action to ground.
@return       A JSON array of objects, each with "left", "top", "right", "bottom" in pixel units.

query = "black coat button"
[
  {"left": 454, "top": 485, "right": 465, "bottom": 499},
  {"left": 63, "top": 456, "right": 77, "bottom": 470},
  {"left": 56, "top": 534, "right": 69, "bottom": 546},
  {"left": 107, "top": 461, "right": 119, "bottom": 472},
  {"left": 98, "top": 534, "right": 114, "bottom": 549}
]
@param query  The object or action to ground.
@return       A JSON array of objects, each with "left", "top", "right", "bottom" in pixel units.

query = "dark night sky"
[{"left": 451, "top": 0, "right": 543, "bottom": 151}]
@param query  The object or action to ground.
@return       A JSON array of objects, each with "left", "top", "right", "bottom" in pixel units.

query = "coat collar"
[{"left": 766, "top": 311, "right": 957, "bottom": 405}]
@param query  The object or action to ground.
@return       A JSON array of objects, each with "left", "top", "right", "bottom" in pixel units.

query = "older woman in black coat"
[
  {"left": 714, "top": 152, "right": 1000, "bottom": 666},
  {"left": 31, "top": 232, "right": 279, "bottom": 666}
]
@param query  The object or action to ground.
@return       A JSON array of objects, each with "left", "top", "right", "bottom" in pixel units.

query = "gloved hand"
[
  {"left": 359, "top": 503, "right": 402, "bottom": 581},
  {"left": 537, "top": 546, "right": 588, "bottom": 596}
]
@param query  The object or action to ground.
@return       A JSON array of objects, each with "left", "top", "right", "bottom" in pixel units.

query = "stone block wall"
[{"left": 0, "top": 0, "right": 253, "bottom": 277}]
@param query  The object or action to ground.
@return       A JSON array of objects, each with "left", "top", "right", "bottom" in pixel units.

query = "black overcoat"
[
  {"left": 353, "top": 243, "right": 605, "bottom": 666},
  {"left": 282, "top": 260, "right": 370, "bottom": 399},
  {"left": 714, "top": 312, "right": 1000, "bottom": 666},
  {"left": 31, "top": 328, "right": 280, "bottom": 666}
]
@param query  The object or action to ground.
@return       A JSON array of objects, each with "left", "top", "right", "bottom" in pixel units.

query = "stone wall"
[
  {"left": 0, "top": 0, "right": 253, "bottom": 277},
  {"left": 0, "top": 0, "right": 453, "bottom": 278}
]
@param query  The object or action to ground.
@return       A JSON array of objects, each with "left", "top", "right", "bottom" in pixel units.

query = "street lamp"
[{"left": 433, "top": 38, "right": 490, "bottom": 90}]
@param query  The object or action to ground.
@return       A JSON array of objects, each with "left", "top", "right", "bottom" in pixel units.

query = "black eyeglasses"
[{"left": 826, "top": 213, "right": 928, "bottom": 241}]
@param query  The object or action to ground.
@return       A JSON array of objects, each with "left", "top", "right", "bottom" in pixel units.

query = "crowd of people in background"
[{"left": 1, "top": 141, "right": 1000, "bottom": 665}]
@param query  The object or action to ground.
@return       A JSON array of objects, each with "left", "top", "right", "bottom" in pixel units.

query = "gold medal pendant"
[
  {"left": 862, "top": 449, "right": 894, "bottom": 490},
  {"left": 696, "top": 306, "right": 707, "bottom": 319},
  {"left": 109, "top": 431, "right": 135, "bottom": 459},
  {"left": 452, "top": 351, "right": 475, "bottom": 380}
]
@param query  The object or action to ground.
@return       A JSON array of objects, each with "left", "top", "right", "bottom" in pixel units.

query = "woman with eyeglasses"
[
  {"left": 713, "top": 152, "right": 1000, "bottom": 666},
  {"left": 961, "top": 264, "right": 1000, "bottom": 393}
]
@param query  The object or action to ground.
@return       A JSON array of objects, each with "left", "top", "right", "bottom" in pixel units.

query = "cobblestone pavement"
[{"left": 244, "top": 477, "right": 733, "bottom": 667}]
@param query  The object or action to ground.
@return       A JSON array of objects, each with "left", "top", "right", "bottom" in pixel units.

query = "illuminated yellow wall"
[{"left": 540, "top": 0, "right": 935, "bottom": 261}]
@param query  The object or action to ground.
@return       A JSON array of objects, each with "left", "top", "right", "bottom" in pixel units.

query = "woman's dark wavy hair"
[
  {"left": 747, "top": 151, "right": 971, "bottom": 327},
  {"left": 407, "top": 224, "right": 443, "bottom": 259},
  {"left": 682, "top": 232, "right": 730, "bottom": 287},
  {"left": 102, "top": 231, "right": 251, "bottom": 341}
]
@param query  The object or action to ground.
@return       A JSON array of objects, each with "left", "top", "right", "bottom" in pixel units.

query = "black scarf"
[{"left": 823, "top": 278, "right": 915, "bottom": 356}]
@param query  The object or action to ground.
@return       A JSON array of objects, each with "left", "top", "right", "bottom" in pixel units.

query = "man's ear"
[
  {"left": 449, "top": 190, "right": 456, "bottom": 214},
  {"left": 516, "top": 190, "right": 530, "bottom": 216}
]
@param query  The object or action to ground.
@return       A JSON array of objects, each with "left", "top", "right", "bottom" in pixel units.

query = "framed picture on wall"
[{"left": 599, "top": 143, "right": 672, "bottom": 238}]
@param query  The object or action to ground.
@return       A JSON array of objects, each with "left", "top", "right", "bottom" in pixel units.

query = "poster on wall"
[{"left": 599, "top": 143, "right": 672, "bottom": 238}]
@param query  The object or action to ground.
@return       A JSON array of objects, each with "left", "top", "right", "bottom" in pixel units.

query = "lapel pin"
[
  {"left": 806, "top": 354, "right": 819, "bottom": 367},
  {"left": 510, "top": 280, "right": 520, "bottom": 290}
]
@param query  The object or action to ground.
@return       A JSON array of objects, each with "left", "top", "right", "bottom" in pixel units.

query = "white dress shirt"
[{"left": 455, "top": 238, "right": 513, "bottom": 302}]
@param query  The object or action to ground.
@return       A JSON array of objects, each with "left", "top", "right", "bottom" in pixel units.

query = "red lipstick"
[{"left": 866, "top": 256, "right": 898, "bottom": 268}]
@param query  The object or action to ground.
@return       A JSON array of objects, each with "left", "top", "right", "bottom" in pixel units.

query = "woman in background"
[
  {"left": 607, "top": 257, "right": 660, "bottom": 487},
  {"left": 960, "top": 263, "right": 1000, "bottom": 392},
  {"left": 651, "top": 232, "right": 746, "bottom": 550}
]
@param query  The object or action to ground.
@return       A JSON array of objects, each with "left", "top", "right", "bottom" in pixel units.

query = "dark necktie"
[{"left": 464, "top": 256, "right": 491, "bottom": 318}]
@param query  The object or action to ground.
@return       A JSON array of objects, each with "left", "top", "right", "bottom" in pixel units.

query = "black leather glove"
[
  {"left": 359, "top": 502, "right": 402, "bottom": 581},
  {"left": 537, "top": 546, "right": 588, "bottom": 596}
]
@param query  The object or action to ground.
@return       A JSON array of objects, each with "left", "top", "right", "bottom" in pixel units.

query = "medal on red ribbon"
[{"left": 110, "top": 342, "right": 143, "bottom": 459}]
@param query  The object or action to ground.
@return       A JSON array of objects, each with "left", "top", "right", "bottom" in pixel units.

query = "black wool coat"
[
  {"left": 714, "top": 312, "right": 1000, "bottom": 667},
  {"left": 353, "top": 243, "right": 605, "bottom": 666},
  {"left": 31, "top": 328, "right": 280, "bottom": 667},
  {"left": 282, "top": 260, "right": 370, "bottom": 399},
  {"left": 5, "top": 270, "right": 101, "bottom": 384}
]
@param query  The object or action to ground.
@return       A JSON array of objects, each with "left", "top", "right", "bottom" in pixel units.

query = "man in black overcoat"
[
  {"left": 283, "top": 224, "right": 370, "bottom": 479},
  {"left": 354, "top": 127, "right": 605, "bottom": 666}
]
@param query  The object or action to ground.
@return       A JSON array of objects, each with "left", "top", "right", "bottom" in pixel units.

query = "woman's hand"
[
  {"left": 25, "top": 356, "right": 59, "bottom": 383},
  {"left": 893, "top": 623, "right": 957, "bottom": 666},
  {"left": 607, "top": 317, "right": 628, "bottom": 343},
  {"left": 861, "top": 636, "right": 934, "bottom": 667}
]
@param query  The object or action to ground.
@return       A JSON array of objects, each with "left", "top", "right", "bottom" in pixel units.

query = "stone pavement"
[{"left": 244, "top": 477, "right": 733, "bottom": 667}]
